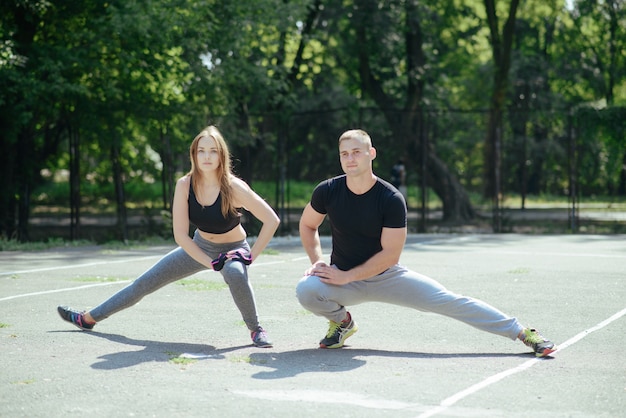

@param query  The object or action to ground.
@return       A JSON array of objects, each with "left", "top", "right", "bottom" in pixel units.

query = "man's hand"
[
  {"left": 304, "top": 260, "right": 327, "bottom": 276},
  {"left": 309, "top": 263, "right": 352, "bottom": 286}
]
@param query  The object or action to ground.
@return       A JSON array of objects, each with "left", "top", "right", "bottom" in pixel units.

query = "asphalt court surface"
[{"left": 1, "top": 234, "right": 625, "bottom": 417}]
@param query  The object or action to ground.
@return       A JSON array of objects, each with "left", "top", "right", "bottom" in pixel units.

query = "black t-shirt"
[{"left": 310, "top": 175, "right": 406, "bottom": 270}]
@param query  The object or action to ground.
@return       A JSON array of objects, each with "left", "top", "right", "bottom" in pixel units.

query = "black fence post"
[
  {"left": 419, "top": 109, "right": 428, "bottom": 233},
  {"left": 568, "top": 109, "right": 579, "bottom": 233},
  {"left": 492, "top": 123, "right": 503, "bottom": 233}
]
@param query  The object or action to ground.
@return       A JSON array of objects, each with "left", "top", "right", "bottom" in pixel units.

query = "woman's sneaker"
[
  {"left": 251, "top": 326, "right": 272, "bottom": 348},
  {"left": 57, "top": 306, "right": 95, "bottom": 331},
  {"left": 521, "top": 328, "right": 556, "bottom": 357}
]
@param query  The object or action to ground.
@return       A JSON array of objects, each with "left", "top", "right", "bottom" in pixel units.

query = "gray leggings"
[
  {"left": 90, "top": 230, "right": 259, "bottom": 330},
  {"left": 296, "top": 264, "right": 523, "bottom": 340}
]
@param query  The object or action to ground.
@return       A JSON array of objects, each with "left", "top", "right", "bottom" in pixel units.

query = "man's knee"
[{"left": 296, "top": 275, "right": 322, "bottom": 306}]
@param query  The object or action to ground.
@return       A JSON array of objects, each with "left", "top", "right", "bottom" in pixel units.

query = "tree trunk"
[
  {"left": 0, "top": 129, "right": 17, "bottom": 239},
  {"left": 69, "top": 123, "right": 81, "bottom": 240},
  {"left": 16, "top": 129, "right": 34, "bottom": 242},
  {"left": 355, "top": 0, "right": 476, "bottom": 223},
  {"left": 391, "top": 117, "right": 475, "bottom": 223},
  {"left": 159, "top": 126, "right": 174, "bottom": 211},
  {"left": 17, "top": 182, "right": 30, "bottom": 242},
  {"left": 619, "top": 149, "right": 626, "bottom": 196},
  {"left": 1, "top": 2, "right": 38, "bottom": 241},
  {"left": 483, "top": 0, "right": 520, "bottom": 231},
  {"left": 111, "top": 142, "right": 128, "bottom": 243},
  {"left": 426, "top": 152, "right": 476, "bottom": 221},
  {"left": 483, "top": 0, "right": 520, "bottom": 197}
]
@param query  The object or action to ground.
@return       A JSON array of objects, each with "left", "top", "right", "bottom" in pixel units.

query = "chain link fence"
[{"left": 216, "top": 106, "right": 625, "bottom": 235}]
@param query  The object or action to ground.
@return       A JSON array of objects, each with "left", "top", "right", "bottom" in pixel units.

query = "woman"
[{"left": 58, "top": 125, "right": 280, "bottom": 347}]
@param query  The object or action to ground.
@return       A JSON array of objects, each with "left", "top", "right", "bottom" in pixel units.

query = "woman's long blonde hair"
[{"left": 187, "top": 125, "right": 238, "bottom": 218}]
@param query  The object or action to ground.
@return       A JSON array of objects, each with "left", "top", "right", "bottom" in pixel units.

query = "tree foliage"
[{"left": 1, "top": 0, "right": 624, "bottom": 240}]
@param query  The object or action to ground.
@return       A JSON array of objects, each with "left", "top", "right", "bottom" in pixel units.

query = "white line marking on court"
[
  {"left": 249, "top": 261, "right": 285, "bottom": 268},
  {"left": 0, "top": 255, "right": 161, "bottom": 276},
  {"left": 291, "top": 256, "right": 310, "bottom": 261},
  {"left": 481, "top": 250, "right": 626, "bottom": 259},
  {"left": 0, "top": 257, "right": 286, "bottom": 302},
  {"left": 550, "top": 307, "right": 626, "bottom": 352},
  {"left": 416, "top": 306, "right": 626, "bottom": 418},
  {"left": 179, "top": 352, "right": 223, "bottom": 359},
  {"left": 232, "top": 389, "right": 418, "bottom": 410},
  {"left": 408, "top": 245, "right": 626, "bottom": 259},
  {"left": 0, "top": 281, "right": 132, "bottom": 302}
]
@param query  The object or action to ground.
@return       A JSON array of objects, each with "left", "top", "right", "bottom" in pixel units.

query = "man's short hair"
[{"left": 338, "top": 129, "right": 372, "bottom": 147}]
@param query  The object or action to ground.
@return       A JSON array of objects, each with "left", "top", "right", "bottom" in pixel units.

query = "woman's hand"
[{"left": 211, "top": 248, "right": 252, "bottom": 271}]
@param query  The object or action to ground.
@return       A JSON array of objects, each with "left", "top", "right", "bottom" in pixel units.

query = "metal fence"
[{"left": 214, "top": 106, "right": 624, "bottom": 235}]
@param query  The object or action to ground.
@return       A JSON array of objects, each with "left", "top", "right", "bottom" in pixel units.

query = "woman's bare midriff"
[{"left": 198, "top": 224, "right": 247, "bottom": 244}]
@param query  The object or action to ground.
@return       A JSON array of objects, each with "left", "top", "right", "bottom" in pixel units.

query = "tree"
[
  {"left": 565, "top": 0, "right": 626, "bottom": 106},
  {"left": 482, "top": 0, "right": 520, "bottom": 230},
  {"left": 563, "top": 0, "right": 626, "bottom": 195},
  {"left": 321, "top": 0, "right": 476, "bottom": 222},
  {"left": 0, "top": 0, "right": 94, "bottom": 240},
  {"left": 505, "top": 1, "right": 563, "bottom": 206},
  {"left": 0, "top": 0, "right": 220, "bottom": 241}
]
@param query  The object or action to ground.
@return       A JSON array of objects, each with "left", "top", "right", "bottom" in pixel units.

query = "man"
[{"left": 296, "top": 129, "right": 556, "bottom": 357}]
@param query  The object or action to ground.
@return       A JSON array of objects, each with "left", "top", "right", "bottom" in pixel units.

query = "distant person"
[
  {"left": 390, "top": 158, "right": 407, "bottom": 202},
  {"left": 58, "top": 125, "right": 280, "bottom": 347},
  {"left": 390, "top": 158, "right": 406, "bottom": 189},
  {"left": 296, "top": 129, "right": 556, "bottom": 357}
]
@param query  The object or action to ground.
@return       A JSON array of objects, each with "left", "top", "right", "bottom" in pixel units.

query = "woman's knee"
[{"left": 221, "top": 263, "right": 248, "bottom": 286}]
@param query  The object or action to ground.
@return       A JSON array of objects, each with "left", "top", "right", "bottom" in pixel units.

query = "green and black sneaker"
[
  {"left": 319, "top": 312, "right": 358, "bottom": 349},
  {"left": 521, "top": 328, "right": 556, "bottom": 357}
]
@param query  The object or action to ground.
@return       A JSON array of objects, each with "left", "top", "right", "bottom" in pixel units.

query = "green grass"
[
  {"left": 165, "top": 351, "right": 198, "bottom": 365},
  {"left": 30, "top": 177, "right": 626, "bottom": 212},
  {"left": 228, "top": 355, "right": 268, "bottom": 365},
  {"left": 5, "top": 180, "right": 625, "bottom": 249},
  {"left": 250, "top": 180, "right": 316, "bottom": 208},
  {"left": 0, "top": 237, "right": 96, "bottom": 251},
  {"left": 0, "top": 236, "right": 174, "bottom": 252},
  {"left": 177, "top": 278, "right": 228, "bottom": 291},
  {"left": 12, "top": 379, "right": 36, "bottom": 385},
  {"left": 70, "top": 276, "right": 128, "bottom": 283},
  {"left": 100, "top": 236, "right": 175, "bottom": 250},
  {"left": 261, "top": 248, "right": 279, "bottom": 255},
  {"left": 507, "top": 267, "right": 531, "bottom": 274}
]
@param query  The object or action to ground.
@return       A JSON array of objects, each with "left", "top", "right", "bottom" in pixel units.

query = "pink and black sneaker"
[{"left": 57, "top": 306, "right": 95, "bottom": 331}]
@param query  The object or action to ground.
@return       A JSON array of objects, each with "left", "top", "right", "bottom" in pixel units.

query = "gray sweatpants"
[
  {"left": 296, "top": 264, "right": 523, "bottom": 341},
  {"left": 90, "top": 230, "right": 259, "bottom": 330}
]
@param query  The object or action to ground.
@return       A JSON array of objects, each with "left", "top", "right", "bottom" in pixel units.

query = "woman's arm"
[
  {"left": 231, "top": 177, "right": 280, "bottom": 261},
  {"left": 172, "top": 176, "right": 214, "bottom": 268}
]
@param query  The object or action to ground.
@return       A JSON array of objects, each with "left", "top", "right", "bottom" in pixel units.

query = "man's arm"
[
  {"left": 311, "top": 226, "right": 406, "bottom": 285},
  {"left": 346, "top": 226, "right": 405, "bottom": 280},
  {"left": 299, "top": 203, "right": 326, "bottom": 265}
]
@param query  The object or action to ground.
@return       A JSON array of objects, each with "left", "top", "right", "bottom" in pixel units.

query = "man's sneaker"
[
  {"left": 57, "top": 306, "right": 95, "bottom": 331},
  {"left": 251, "top": 326, "right": 272, "bottom": 348},
  {"left": 319, "top": 312, "right": 358, "bottom": 349},
  {"left": 521, "top": 328, "right": 556, "bottom": 357}
]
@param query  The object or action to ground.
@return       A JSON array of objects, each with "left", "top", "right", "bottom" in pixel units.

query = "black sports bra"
[{"left": 188, "top": 181, "right": 241, "bottom": 234}]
